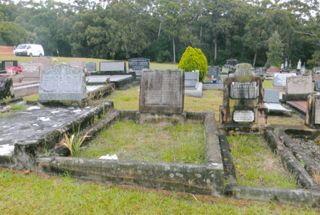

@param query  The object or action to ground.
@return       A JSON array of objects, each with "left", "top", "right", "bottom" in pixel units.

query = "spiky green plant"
[{"left": 62, "top": 131, "right": 89, "bottom": 156}]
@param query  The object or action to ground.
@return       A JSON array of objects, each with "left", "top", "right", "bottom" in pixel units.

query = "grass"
[
  {"left": 78, "top": 120, "right": 206, "bottom": 164},
  {"left": 263, "top": 80, "right": 273, "bottom": 89},
  {"left": 227, "top": 134, "right": 297, "bottom": 188},
  {"left": 0, "top": 169, "right": 317, "bottom": 214},
  {"left": 0, "top": 56, "right": 177, "bottom": 71},
  {"left": 0, "top": 103, "right": 27, "bottom": 118},
  {"left": 23, "top": 94, "right": 39, "bottom": 102},
  {"left": 109, "top": 86, "right": 223, "bottom": 118}
]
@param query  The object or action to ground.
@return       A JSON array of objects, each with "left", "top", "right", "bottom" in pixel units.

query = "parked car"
[{"left": 14, "top": 44, "right": 44, "bottom": 57}]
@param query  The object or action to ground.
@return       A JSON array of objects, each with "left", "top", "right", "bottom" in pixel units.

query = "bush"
[{"left": 178, "top": 46, "right": 208, "bottom": 81}]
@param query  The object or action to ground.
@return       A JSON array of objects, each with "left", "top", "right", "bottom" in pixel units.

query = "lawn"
[
  {"left": 78, "top": 120, "right": 205, "bottom": 164},
  {"left": 227, "top": 134, "right": 296, "bottom": 188},
  {"left": 0, "top": 169, "right": 317, "bottom": 214}
]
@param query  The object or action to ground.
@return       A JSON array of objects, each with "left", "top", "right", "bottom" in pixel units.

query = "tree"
[
  {"left": 0, "top": 22, "right": 28, "bottom": 45},
  {"left": 266, "top": 31, "right": 284, "bottom": 67},
  {"left": 178, "top": 46, "right": 208, "bottom": 81}
]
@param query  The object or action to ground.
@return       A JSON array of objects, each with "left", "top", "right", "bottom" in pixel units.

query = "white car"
[{"left": 14, "top": 44, "right": 44, "bottom": 57}]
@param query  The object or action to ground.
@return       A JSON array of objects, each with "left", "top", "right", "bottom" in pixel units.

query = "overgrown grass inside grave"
[
  {"left": 0, "top": 103, "right": 27, "bottom": 118},
  {"left": 227, "top": 134, "right": 296, "bottom": 189},
  {"left": 78, "top": 120, "right": 206, "bottom": 164}
]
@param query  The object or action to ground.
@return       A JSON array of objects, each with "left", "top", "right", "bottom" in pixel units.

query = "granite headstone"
[
  {"left": 85, "top": 62, "right": 97, "bottom": 72},
  {"left": 286, "top": 76, "right": 313, "bottom": 95},
  {"left": 139, "top": 70, "right": 184, "bottom": 114},
  {"left": 128, "top": 58, "right": 150, "bottom": 76},
  {"left": 39, "top": 64, "right": 86, "bottom": 102},
  {"left": 100, "top": 61, "right": 126, "bottom": 73}
]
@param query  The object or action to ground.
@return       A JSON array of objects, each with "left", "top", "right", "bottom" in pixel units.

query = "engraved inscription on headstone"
[
  {"left": 233, "top": 110, "right": 255, "bottom": 123},
  {"left": 100, "top": 62, "right": 126, "bottom": 72},
  {"left": 286, "top": 76, "right": 313, "bottom": 95},
  {"left": 128, "top": 58, "right": 150, "bottom": 76},
  {"left": 139, "top": 70, "right": 184, "bottom": 114},
  {"left": 39, "top": 64, "right": 86, "bottom": 102},
  {"left": 230, "top": 82, "right": 259, "bottom": 99}
]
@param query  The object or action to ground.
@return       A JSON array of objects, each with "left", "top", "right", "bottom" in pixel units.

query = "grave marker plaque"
[
  {"left": 233, "top": 110, "right": 255, "bottom": 123},
  {"left": 139, "top": 70, "right": 184, "bottom": 114},
  {"left": 39, "top": 64, "right": 86, "bottom": 102},
  {"left": 230, "top": 82, "right": 259, "bottom": 99},
  {"left": 100, "top": 62, "right": 126, "bottom": 72},
  {"left": 86, "top": 62, "right": 97, "bottom": 72},
  {"left": 128, "top": 58, "right": 150, "bottom": 76},
  {"left": 286, "top": 76, "right": 313, "bottom": 95}
]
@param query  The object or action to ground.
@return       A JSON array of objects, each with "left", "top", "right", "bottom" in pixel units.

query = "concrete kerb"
[{"left": 37, "top": 111, "right": 225, "bottom": 196}]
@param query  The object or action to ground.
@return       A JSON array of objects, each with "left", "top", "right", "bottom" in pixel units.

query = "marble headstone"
[
  {"left": 264, "top": 89, "right": 280, "bottom": 103},
  {"left": 286, "top": 76, "right": 313, "bottom": 95},
  {"left": 185, "top": 71, "right": 199, "bottom": 88},
  {"left": 39, "top": 64, "right": 86, "bottom": 102},
  {"left": 100, "top": 62, "right": 126, "bottom": 72},
  {"left": 139, "top": 70, "right": 184, "bottom": 114},
  {"left": 273, "top": 73, "right": 296, "bottom": 87}
]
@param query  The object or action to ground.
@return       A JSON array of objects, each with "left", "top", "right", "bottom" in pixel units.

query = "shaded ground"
[
  {"left": 79, "top": 120, "right": 206, "bottom": 164},
  {"left": 227, "top": 134, "right": 296, "bottom": 188}
]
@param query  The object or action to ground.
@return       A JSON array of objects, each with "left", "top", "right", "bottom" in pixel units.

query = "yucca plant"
[{"left": 62, "top": 131, "right": 89, "bottom": 156}]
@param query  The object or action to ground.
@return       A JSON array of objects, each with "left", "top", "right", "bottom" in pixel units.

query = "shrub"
[{"left": 178, "top": 46, "right": 208, "bottom": 81}]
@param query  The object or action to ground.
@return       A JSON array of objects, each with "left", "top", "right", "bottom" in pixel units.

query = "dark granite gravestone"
[
  {"left": 100, "top": 61, "right": 126, "bottom": 73},
  {"left": 139, "top": 70, "right": 184, "bottom": 114},
  {"left": 39, "top": 64, "right": 86, "bottom": 103},
  {"left": 208, "top": 66, "right": 220, "bottom": 78},
  {"left": 128, "top": 58, "right": 150, "bottom": 76},
  {"left": 85, "top": 62, "right": 97, "bottom": 72},
  {"left": 0, "top": 78, "right": 13, "bottom": 100},
  {"left": 230, "top": 82, "right": 259, "bottom": 99},
  {"left": 315, "top": 81, "right": 320, "bottom": 92}
]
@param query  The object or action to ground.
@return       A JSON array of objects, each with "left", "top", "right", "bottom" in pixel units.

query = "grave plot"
[
  {"left": 37, "top": 70, "right": 225, "bottom": 196},
  {"left": 78, "top": 120, "right": 206, "bottom": 164},
  {"left": 227, "top": 134, "right": 296, "bottom": 188}
]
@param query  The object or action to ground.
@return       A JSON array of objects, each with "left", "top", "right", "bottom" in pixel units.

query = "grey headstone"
[
  {"left": 230, "top": 82, "right": 259, "bottom": 99},
  {"left": 39, "top": 64, "right": 86, "bottom": 102},
  {"left": 85, "top": 62, "right": 97, "bottom": 72},
  {"left": 139, "top": 70, "right": 184, "bottom": 114},
  {"left": 0, "top": 78, "right": 13, "bottom": 100},
  {"left": 315, "top": 96, "right": 320, "bottom": 124},
  {"left": 86, "top": 75, "right": 110, "bottom": 85},
  {"left": 273, "top": 73, "right": 296, "bottom": 87},
  {"left": 185, "top": 72, "right": 199, "bottom": 88},
  {"left": 315, "top": 81, "right": 320, "bottom": 92},
  {"left": 264, "top": 89, "right": 280, "bottom": 104},
  {"left": 208, "top": 66, "right": 220, "bottom": 78},
  {"left": 32, "top": 57, "right": 52, "bottom": 71},
  {"left": 100, "top": 62, "right": 126, "bottom": 72},
  {"left": 128, "top": 58, "right": 150, "bottom": 76},
  {"left": 286, "top": 76, "right": 313, "bottom": 95},
  {"left": 19, "top": 63, "right": 41, "bottom": 82}
]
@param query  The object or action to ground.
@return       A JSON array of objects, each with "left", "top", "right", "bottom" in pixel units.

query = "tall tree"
[{"left": 266, "top": 31, "right": 284, "bottom": 67}]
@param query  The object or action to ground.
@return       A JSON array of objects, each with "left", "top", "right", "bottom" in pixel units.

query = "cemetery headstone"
[
  {"left": 86, "top": 75, "right": 110, "bottom": 85},
  {"left": 85, "top": 62, "right": 97, "bottom": 72},
  {"left": 314, "top": 96, "right": 320, "bottom": 125},
  {"left": 264, "top": 89, "right": 280, "bottom": 104},
  {"left": 207, "top": 66, "right": 220, "bottom": 79},
  {"left": 273, "top": 73, "right": 296, "bottom": 87},
  {"left": 185, "top": 72, "right": 199, "bottom": 88},
  {"left": 39, "top": 64, "right": 86, "bottom": 103},
  {"left": 0, "top": 78, "right": 13, "bottom": 100},
  {"left": 315, "top": 81, "right": 320, "bottom": 92},
  {"left": 19, "top": 62, "right": 41, "bottom": 82},
  {"left": 139, "top": 70, "right": 184, "bottom": 114},
  {"left": 128, "top": 58, "right": 150, "bottom": 76},
  {"left": 230, "top": 82, "right": 259, "bottom": 99},
  {"left": 100, "top": 61, "right": 126, "bottom": 73},
  {"left": 286, "top": 76, "right": 313, "bottom": 95}
]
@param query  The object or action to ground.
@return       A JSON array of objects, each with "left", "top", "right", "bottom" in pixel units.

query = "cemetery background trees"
[
  {"left": 0, "top": 0, "right": 319, "bottom": 67},
  {"left": 266, "top": 31, "right": 284, "bottom": 67}
]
